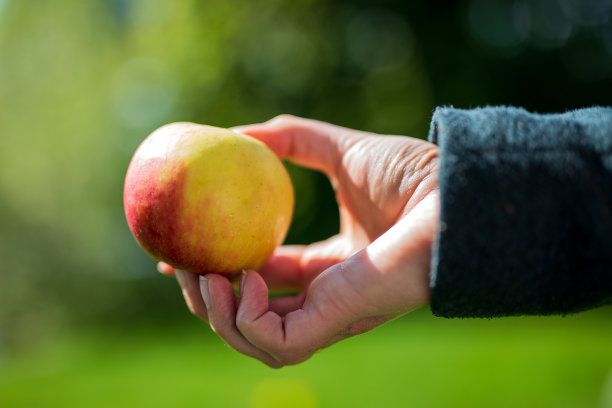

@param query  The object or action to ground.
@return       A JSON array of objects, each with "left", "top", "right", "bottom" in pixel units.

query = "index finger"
[{"left": 232, "top": 115, "right": 369, "bottom": 178}]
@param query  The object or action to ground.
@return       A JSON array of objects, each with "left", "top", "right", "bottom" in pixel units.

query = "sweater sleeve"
[{"left": 428, "top": 106, "right": 612, "bottom": 317}]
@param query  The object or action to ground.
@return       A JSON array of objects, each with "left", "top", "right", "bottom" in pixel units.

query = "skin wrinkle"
[
  {"left": 398, "top": 156, "right": 440, "bottom": 220},
  {"left": 344, "top": 315, "right": 393, "bottom": 336},
  {"left": 305, "top": 269, "right": 354, "bottom": 338},
  {"left": 385, "top": 146, "right": 408, "bottom": 195},
  {"left": 370, "top": 152, "right": 397, "bottom": 212},
  {"left": 280, "top": 312, "right": 288, "bottom": 345},
  {"left": 384, "top": 143, "right": 416, "bottom": 208},
  {"left": 416, "top": 144, "right": 440, "bottom": 172},
  {"left": 400, "top": 171, "right": 438, "bottom": 217},
  {"left": 333, "top": 131, "right": 363, "bottom": 184},
  {"left": 340, "top": 139, "right": 395, "bottom": 240},
  {"left": 233, "top": 276, "right": 284, "bottom": 367},
  {"left": 335, "top": 259, "right": 370, "bottom": 317},
  {"left": 338, "top": 136, "right": 439, "bottom": 243}
]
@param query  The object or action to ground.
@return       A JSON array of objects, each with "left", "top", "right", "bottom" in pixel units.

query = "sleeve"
[{"left": 428, "top": 106, "right": 612, "bottom": 317}]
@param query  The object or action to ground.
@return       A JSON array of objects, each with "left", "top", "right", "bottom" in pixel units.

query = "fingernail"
[
  {"left": 199, "top": 275, "right": 210, "bottom": 309},
  {"left": 240, "top": 270, "right": 248, "bottom": 295}
]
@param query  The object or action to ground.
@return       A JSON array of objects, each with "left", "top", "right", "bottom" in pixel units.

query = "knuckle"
[
  {"left": 209, "top": 317, "right": 234, "bottom": 337},
  {"left": 235, "top": 318, "right": 250, "bottom": 334},
  {"left": 265, "top": 360, "right": 284, "bottom": 369},
  {"left": 269, "top": 114, "right": 299, "bottom": 127},
  {"left": 275, "top": 347, "right": 310, "bottom": 366},
  {"left": 235, "top": 312, "right": 252, "bottom": 333}
]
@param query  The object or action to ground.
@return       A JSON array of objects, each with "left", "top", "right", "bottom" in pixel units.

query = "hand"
[{"left": 159, "top": 115, "right": 440, "bottom": 367}]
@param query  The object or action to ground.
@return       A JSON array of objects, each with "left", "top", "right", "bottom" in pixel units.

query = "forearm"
[{"left": 429, "top": 106, "right": 612, "bottom": 317}]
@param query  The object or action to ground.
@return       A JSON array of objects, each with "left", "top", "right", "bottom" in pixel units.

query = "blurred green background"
[{"left": 1, "top": 0, "right": 612, "bottom": 407}]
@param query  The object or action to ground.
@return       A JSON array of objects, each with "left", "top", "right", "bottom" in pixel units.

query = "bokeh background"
[{"left": 1, "top": 0, "right": 612, "bottom": 407}]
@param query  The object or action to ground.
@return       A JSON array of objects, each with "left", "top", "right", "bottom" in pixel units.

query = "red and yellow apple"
[{"left": 123, "top": 122, "right": 294, "bottom": 277}]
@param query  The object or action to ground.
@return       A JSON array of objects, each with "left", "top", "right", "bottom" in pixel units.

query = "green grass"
[{"left": 1, "top": 307, "right": 612, "bottom": 408}]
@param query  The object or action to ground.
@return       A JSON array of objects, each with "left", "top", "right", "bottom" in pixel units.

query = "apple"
[{"left": 123, "top": 122, "right": 294, "bottom": 277}]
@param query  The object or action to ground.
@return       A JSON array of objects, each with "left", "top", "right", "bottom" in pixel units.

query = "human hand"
[{"left": 159, "top": 115, "right": 440, "bottom": 367}]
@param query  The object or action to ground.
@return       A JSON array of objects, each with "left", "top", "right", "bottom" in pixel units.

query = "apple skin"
[{"left": 123, "top": 122, "right": 294, "bottom": 277}]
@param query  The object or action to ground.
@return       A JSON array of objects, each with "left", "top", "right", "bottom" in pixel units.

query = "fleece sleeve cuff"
[{"left": 428, "top": 106, "right": 612, "bottom": 317}]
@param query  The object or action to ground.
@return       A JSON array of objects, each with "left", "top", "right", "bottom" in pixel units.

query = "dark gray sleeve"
[{"left": 428, "top": 106, "right": 612, "bottom": 317}]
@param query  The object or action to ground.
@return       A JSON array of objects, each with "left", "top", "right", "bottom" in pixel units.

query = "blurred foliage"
[{"left": 0, "top": 0, "right": 611, "bottom": 349}]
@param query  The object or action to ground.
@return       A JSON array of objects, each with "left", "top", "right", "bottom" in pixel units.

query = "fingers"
[
  {"left": 232, "top": 115, "right": 369, "bottom": 178},
  {"left": 174, "top": 270, "right": 282, "bottom": 367},
  {"left": 175, "top": 270, "right": 208, "bottom": 321},
  {"left": 236, "top": 267, "right": 364, "bottom": 365},
  {"left": 268, "top": 292, "right": 306, "bottom": 317},
  {"left": 202, "top": 274, "right": 282, "bottom": 368}
]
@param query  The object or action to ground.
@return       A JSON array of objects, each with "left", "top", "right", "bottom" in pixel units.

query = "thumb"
[
  {"left": 303, "top": 191, "right": 439, "bottom": 326},
  {"left": 235, "top": 193, "right": 438, "bottom": 365},
  {"left": 232, "top": 115, "right": 368, "bottom": 178}
]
